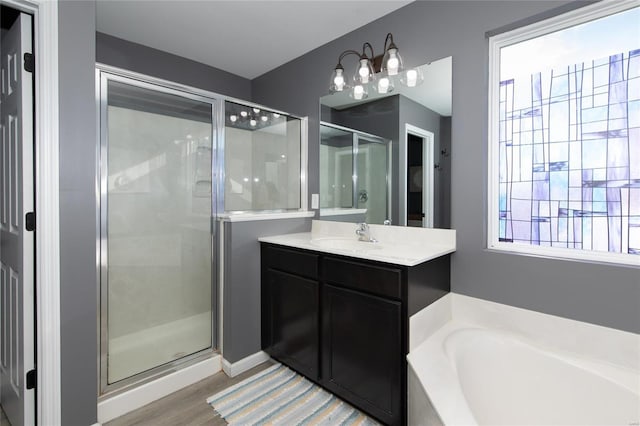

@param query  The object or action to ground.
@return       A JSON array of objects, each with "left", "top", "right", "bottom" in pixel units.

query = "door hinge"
[
  {"left": 23, "top": 53, "right": 34, "bottom": 73},
  {"left": 25, "top": 211, "right": 35, "bottom": 231},
  {"left": 26, "top": 369, "right": 36, "bottom": 390}
]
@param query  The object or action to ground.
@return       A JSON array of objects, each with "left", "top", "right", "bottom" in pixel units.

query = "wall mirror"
[{"left": 319, "top": 56, "right": 452, "bottom": 228}]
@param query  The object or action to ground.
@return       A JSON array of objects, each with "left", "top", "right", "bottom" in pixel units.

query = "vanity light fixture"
[{"left": 329, "top": 32, "right": 422, "bottom": 98}]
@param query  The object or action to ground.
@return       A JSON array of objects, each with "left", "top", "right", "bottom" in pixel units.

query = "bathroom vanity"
[{"left": 259, "top": 221, "right": 456, "bottom": 425}]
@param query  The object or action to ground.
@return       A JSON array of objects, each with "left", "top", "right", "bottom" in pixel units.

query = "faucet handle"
[
  {"left": 383, "top": 219, "right": 391, "bottom": 226},
  {"left": 357, "top": 222, "right": 368, "bottom": 231}
]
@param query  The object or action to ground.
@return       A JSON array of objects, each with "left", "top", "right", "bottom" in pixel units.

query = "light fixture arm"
[
  {"left": 383, "top": 32, "right": 396, "bottom": 51},
  {"left": 361, "top": 42, "right": 375, "bottom": 60},
  {"left": 336, "top": 49, "right": 361, "bottom": 67}
]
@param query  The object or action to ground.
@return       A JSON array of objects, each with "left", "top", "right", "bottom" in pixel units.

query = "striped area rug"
[{"left": 207, "top": 363, "right": 380, "bottom": 426}]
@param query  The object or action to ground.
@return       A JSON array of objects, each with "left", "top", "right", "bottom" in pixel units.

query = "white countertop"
[{"left": 258, "top": 220, "right": 456, "bottom": 266}]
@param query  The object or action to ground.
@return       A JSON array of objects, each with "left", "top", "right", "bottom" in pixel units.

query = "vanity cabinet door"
[
  {"left": 263, "top": 268, "right": 319, "bottom": 380},
  {"left": 322, "top": 284, "right": 403, "bottom": 426}
]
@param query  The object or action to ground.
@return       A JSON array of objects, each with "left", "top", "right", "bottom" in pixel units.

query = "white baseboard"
[
  {"left": 222, "top": 351, "right": 270, "bottom": 378},
  {"left": 97, "top": 354, "right": 222, "bottom": 424}
]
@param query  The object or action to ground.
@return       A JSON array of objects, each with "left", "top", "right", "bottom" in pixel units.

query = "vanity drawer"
[
  {"left": 262, "top": 244, "right": 319, "bottom": 280},
  {"left": 322, "top": 256, "right": 402, "bottom": 300}
]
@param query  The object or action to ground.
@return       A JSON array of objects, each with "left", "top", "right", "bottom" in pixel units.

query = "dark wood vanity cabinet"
[
  {"left": 261, "top": 245, "right": 320, "bottom": 380},
  {"left": 322, "top": 283, "right": 403, "bottom": 424},
  {"left": 261, "top": 243, "right": 450, "bottom": 426}
]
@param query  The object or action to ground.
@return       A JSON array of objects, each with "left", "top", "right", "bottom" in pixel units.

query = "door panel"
[
  {"left": 263, "top": 268, "right": 319, "bottom": 379},
  {"left": 322, "top": 284, "right": 402, "bottom": 425},
  {"left": 0, "top": 11, "right": 35, "bottom": 426},
  {"left": 100, "top": 76, "right": 216, "bottom": 389},
  {"left": 356, "top": 136, "right": 389, "bottom": 224}
]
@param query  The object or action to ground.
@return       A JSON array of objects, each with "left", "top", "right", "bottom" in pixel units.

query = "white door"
[{"left": 0, "top": 11, "right": 35, "bottom": 426}]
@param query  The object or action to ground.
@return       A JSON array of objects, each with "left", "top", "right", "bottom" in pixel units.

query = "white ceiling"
[{"left": 96, "top": 0, "right": 413, "bottom": 80}]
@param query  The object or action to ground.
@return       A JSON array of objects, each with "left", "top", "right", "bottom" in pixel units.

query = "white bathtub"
[{"left": 407, "top": 295, "right": 640, "bottom": 426}]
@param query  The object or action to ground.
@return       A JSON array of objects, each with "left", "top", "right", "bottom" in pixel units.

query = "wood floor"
[
  {"left": 106, "top": 361, "right": 274, "bottom": 426},
  {"left": 0, "top": 406, "right": 9, "bottom": 426}
]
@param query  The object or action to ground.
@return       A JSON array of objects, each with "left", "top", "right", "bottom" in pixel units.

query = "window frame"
[{"left": 487, "top": 0, "right": 640, "bottom": 267}]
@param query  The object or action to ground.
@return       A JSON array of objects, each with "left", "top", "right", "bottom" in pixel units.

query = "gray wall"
[
  {"left": 252, "top": 1, "right": 640, "bottom": 333},
  {"left": 439, "top": 116, "right": 452, "bottom": 229},
  {"left": 59, "top": 1, "right": 97, "bottom": 425},
  {"left": 96, "top": 32, "right": 251, "bottom": 100},
  {"left": 223, "top": 218, "right": 312, "bottom": 362}
]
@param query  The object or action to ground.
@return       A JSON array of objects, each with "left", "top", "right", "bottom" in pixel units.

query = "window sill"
[
  {"left": 486, "top": 242, "right": 640, "bottom": 268},
  {"left": 218, "top": 210, "right": 315, "bottom": 223}
]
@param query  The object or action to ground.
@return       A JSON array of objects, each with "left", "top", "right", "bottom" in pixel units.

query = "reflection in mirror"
[
  {"left": 320, "top": 123, "right": 391, "bottom": 223},
  {"left": 319, "top": 56, "right": 452, "bottom": 228}
]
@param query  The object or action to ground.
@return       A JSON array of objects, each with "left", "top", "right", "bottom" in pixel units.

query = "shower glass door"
[
  {"left": 356, "top": 136, "right": 390, "bottom": 224},
  {"left": 99, "top": 73, "right": 216, "bottom": 390}
]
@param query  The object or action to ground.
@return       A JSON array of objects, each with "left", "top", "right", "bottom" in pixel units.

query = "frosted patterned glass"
[{"left": 497, "top": 6, "right": 640, "bottom": 255}]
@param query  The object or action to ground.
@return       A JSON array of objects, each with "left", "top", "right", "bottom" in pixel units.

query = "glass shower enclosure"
[
  {"left": 98, "top": 70, "right": 218, "bottom": 392},
  {"left": 320, "top": 122, "right": 391, "bottom": 224}
]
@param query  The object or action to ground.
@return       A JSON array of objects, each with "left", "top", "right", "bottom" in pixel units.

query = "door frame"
[
  {"left": 403, "top": 124, "right": 434, "bottom": 227},
  {"left": 1, "top": 0, "right": 60, "bottom": 424}
]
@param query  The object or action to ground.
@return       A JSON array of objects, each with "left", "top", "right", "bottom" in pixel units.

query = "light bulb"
[
  {"left": 386, "top": 49, "right": 400, "bottom": 75},
  {"left": 281, "top": 154, "right": 286, "bottom": 159},
  {"left": 230, "top": 115, "right": 238, "bottom": 122},
  {"left": 378, "top": 77, "right": 390, "bottom": 93},
  {"left": 253, "top": 108, "right": 261, "bottom": 113},
  {"left": 240, "top": 111, "right": 248, "bottom": 117},
  {"left": 358, "top": 59, "right": 370, "bottom": 83},
  {"left": 406, "top": 69, "right": 418, "bottom": 87},
  {"left": 333, "top": 71, "right": 345, "bottom": 91},
  {"left": 250, "top": 119, "right": 257, "bottom": 127},
  {"left": 273, "top": 113, "right": 281, "bottom": 118},
  {"left": 243, "top": 177, "right": 249, "bottom": 182},
  {"left": 261, "top": 115, "right": 268, "bottom": 122},
  {"left": 353, "top": 85, "right": 365, "bottom": 100},
  {"left": 253, "top": 177, "right": 260, "bottom": 182}
]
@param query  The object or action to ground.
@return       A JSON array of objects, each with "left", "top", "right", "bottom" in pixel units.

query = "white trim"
[
  {"left": 404, "top": 124, "right": 435, "bottom": 228},
  {"left": 300, "top": 117, "right": 309, "bottom": 212},
  {"left": 218, "top": 210, "right": 315, "bottom": 222},
  {"left": 487, "top": 0, "right": 640, "bottom": 267},
  {"left": 222, "top": 351, "right": 271, "bottom": 378},
  {"left": 4, "top": 0, "right": 64, "bottom": 424},
  {"left": 97, "top": 355, "right": 222, "bottom": 424},
  {"left": 218, "top": 223, "right": 225, "bottom": 355}
]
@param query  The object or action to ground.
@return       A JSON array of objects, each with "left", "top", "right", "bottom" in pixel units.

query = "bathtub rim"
[{"left": 407, "top": 293, "right": 640, "bottom": 426}]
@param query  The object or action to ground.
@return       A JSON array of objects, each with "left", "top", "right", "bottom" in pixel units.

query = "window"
[
  {"left": 223, "top": 100, "right": 306, "bottom": 212},
  {"left": 488, "top": 2, "right": 640, "bottom": 265}
]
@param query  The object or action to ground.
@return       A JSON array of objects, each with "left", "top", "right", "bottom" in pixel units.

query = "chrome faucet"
[{"left": 355, "top": 223, "right": 377, "bottom": 242}]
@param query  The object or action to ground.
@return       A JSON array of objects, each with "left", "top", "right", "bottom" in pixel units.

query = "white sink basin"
[{"left": 310, "top": 238, "right": 383, "bottom": 251}]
